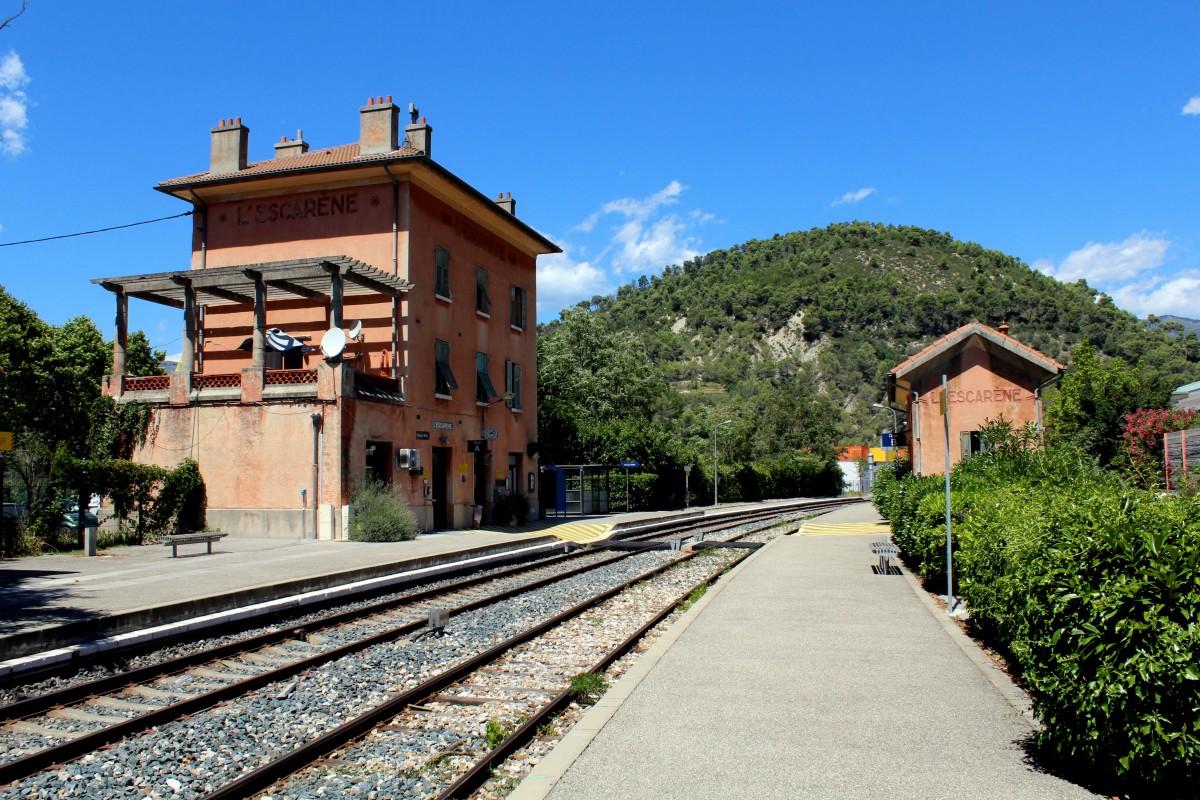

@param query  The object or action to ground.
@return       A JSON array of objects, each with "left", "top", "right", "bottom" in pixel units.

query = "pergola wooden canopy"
[
  {"left": 93, "top": 255, "right": 412, "bottom": 375},
  {"left": 92, "top": 255, "right": 411, "bottom": 309}
]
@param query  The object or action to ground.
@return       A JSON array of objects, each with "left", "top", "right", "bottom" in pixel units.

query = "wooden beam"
[
  {"left": 196, "top": 285, "right": 253, "bottom": 305},
  {"left": 128, "top": 291, "right": 185, "bottom": 309},
  {"left": 343, "top": 268, "right": 406, "bottom": 297},
  {"left": 266, "top": 279, "right": 327, "bottom": 302}
]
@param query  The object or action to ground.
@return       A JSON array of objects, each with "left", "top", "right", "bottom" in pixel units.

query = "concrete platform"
[{"left": 513, "top": 503, "right": 1101, "bottom": 800}]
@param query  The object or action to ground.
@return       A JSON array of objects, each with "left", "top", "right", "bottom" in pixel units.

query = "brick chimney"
[
  {"left": 274, "top": 130, "right": 309, "bottom": 159},
  {"left": 405, "top": 116, "right": 432, "bottom": 156},
  {"left": 360, "top": 96, "right": 399, "bottom": 156},
  {"left": 495, "top": 192, "right": 516, "bottom": 216},
  {"left": 210, "top": 117, "right": 249, "bottom": 174}
]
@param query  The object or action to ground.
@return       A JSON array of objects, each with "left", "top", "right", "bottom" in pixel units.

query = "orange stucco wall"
[
  {"left": 135, "top": 168, "right": 540, "bottom": 534},
  {"left": 905, "top": 341, "right": 1045, "bottom": 476}
]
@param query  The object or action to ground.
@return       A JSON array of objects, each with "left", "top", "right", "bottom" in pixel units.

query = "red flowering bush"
[{"left": 1121, "top": 407, "right": 1197, "bottom": 486}]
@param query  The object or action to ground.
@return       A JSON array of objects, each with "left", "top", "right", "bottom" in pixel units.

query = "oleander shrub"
[{"left": 348, "top": 481, "right": 419, "bottom": 542}]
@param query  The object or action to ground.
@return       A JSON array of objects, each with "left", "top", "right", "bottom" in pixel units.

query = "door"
[
  {"left": 432, "top": 446, "right": 450, "bottom": 530},
  {"left": 365, "top": 441, "right": 392, "bottom": 486}
]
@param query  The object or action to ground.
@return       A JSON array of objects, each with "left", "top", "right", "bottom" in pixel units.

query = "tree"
[{"left": 1044, "top": 342, "right": 1169, "bottom": 467}]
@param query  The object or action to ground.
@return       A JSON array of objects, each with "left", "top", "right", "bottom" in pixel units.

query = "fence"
[{"left": 1164, "top": 427, "right": 1200, "bottom": 490}]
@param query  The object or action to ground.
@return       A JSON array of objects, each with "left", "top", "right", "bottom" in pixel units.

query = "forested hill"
[{"left": 556, "top": 221, "right": 1199, "bottom": 440}]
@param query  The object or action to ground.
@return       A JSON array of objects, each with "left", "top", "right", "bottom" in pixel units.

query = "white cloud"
[
  {"left": 0, "top": 51, "right": 29, "bottom": 156},
  {"left": 538, "top": 180, "right": 715, "bottom": 319},
  {"left": 1042, "top": 231, "right": 1170, "bottom": 283},
  {"left": 1183, "top": 97, "right": 1200, "bottom": 115},
  {"left": 536, "top": 247, "right": 611, "bottom": 319},
  {"left": 832, "top": 187, "right": 877, "bottom": 206},
  {"left": 1109, "top": 271, "right": 1200, "bottom": 317}
]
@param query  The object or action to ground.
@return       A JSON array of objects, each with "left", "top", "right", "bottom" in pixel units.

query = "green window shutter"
[
  {"left": 509, "top": 362, "right": 521, "bottom": 409},
  {"left": 435, "top": 339, "right": 457, "bottom": 394},
  {"left": 435, "top": 247, "right": 451, "bottom": 299},
  {"left": 510, "top": 284, "right": 527, "bottom": 328},
  {"left": 476, "top": 267, "right": 491, "bottom": 314},
  {"left": 476, "top": 352, "right": 497, "bottom": 401}
]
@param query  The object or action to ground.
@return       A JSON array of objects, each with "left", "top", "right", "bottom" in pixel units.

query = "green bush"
[
  {"left": 874, "top": 430, "right": 1200, "bottom": 792},
  {"left": 492, "top": 491, "right": 531, "bottom": 527},
  {"left": 348, "top": 482, "right": 419, "bottom": 542}
]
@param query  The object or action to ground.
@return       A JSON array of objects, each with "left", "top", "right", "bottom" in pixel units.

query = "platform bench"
[
  {"left": 870, "top": 541, "right": 900, "bottom": 574},
  {"left": 162, "top": 532, "right": 227, "bottom": 558}
]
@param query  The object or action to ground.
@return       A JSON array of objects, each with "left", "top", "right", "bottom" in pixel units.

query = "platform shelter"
[{"left": 886, "top": 322, "right": 1063, "bottom": 476}]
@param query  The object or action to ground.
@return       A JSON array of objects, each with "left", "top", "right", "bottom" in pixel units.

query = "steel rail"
[
  {"left": 2, "top": 499, "right": 848, "bottom": 696},
  {"left": 434, "top": 530, "right": 777, "bottom": 799},
  {"left": 0, "top": 502, "right": 851, "bottom": 788},
  {"left": 0, "top": 548, "right": 643, "bottom": 786},
  {"left": 200, "top": 548, "right": 720, "bottom": 800}
]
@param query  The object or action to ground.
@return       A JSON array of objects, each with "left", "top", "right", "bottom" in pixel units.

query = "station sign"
[
  {"left": 431, "top": 420, "right": 454, "bottom": 431},
  {"left": 467, "top": 440, "right": 487, "bottom": 453},
  {"left": 415, "top": 431, "right": 430, "bottom": 440},
  {"left": 881, "top": 432, "right": 895, "bottom": 448},
  {"left": 621, "top": 461, "right": 640, "bottom": 468}
]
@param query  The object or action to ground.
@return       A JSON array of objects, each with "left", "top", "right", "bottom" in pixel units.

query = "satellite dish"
[
  {"left": 320, "top": 327, "right": 347, "bottom": 359},
  {"left": 347, "top": 320, "right": 363, "bottom": 341}
]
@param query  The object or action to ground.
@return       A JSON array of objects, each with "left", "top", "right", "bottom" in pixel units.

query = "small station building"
[
  {"left": 94, "top": 98, "right": 560, "bottom": 536},
  {"left": 885, "top": 322, "right": 1064, "bottom": 476}
]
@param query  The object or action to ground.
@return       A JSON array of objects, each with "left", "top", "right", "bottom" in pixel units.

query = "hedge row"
[{"left": 872, "top": 440, "right": 1200, "bottom": 793}]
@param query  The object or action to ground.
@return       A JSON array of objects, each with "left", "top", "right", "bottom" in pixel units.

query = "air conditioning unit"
[{"left": 396, "top": 448, "right": 422, "bottom": 472}]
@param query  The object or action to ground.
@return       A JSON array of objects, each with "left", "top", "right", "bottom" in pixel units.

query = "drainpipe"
[
  {"left": 311, "top": 411, "right": 322, "bottom": 539},
  {"left": 1034, "top": 372, "right": 1064, "bottom": 434},
  {"left": 384, "top": 166, "right": 402, "bottom": 379}
]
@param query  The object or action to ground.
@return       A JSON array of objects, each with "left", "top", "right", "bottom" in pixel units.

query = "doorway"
[{"left": 432, "top": 446, "right": 450, "bottom": 530}]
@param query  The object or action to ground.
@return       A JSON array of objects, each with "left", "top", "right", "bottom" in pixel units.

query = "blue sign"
[
  {"left": 621, "top": 461, "right": 640, "bottom": 468},
  {"left": 881, "top": 432, "right": 895, "bottom": 448}
]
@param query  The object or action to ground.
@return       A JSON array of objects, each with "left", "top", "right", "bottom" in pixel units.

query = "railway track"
[{"left": 0, "top": 500, "right": 857, "bottom": 798}]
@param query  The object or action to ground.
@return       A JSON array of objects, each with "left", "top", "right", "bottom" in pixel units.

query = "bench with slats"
[
  {"left": 162, "top": 532, "right": 228, "bottom": 558},
  {"left": 870, "top": 541, "right": 900, "bottom": 574}
]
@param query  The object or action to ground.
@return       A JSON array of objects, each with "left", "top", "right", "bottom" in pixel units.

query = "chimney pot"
[
  {"left": 386, "top": 95, "right": 392, "bottom": 104},
  {"left": 495, "top": 192, "right": 517, "bottom": 216},
  {"left": 404, "top": 114, "right": 432, "bottom": 156},
  {"left": 360, "top": 95, "right": 399, "bottom": 155},
  {"left": 998, "top": 321, "right": 1010, "bottom": 336},
  {"left": 211, "top": 117, "right": 249, "bottom": 174}
]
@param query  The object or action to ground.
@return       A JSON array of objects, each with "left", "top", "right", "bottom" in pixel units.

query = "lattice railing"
[
  {"left": 124, "top": 375, "right": 170, "bottom": 392},
  {"left": 194, "top": 373, "right": 242, "bottom": 389},
  {"left": 266, "top": 368, "right": 318, "bottom": 385}
]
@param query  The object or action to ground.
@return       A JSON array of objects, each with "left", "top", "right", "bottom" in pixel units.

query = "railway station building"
[
  {"left": 885, "top": 322, "right": 1064, "bottom": 476},
  {"left": 94, "top": 97, "right": 560, "bottom": 536}
]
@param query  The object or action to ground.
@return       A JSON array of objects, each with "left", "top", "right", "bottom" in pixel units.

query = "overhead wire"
[{"left": 0, "top": 211, "right": 193, "bottom": 248}]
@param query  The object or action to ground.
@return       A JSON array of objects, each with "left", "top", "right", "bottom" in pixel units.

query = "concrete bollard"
[{"left": 84, "top": 527, "right": 98, "bottom": 557}]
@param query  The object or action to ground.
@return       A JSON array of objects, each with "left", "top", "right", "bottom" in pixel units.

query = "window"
[
  {"left": 959, "top": 431, "right": 983, "bottom": 457},
  {"left": 434, "top": 339, "right": 457, "bottom": 396},
  {"left": 476, "top": 352, "right": 498, "bottom": 403},
  {"left": 505, "top": 360, "right": 522, "bottom": 410},
  {"left": 435, "top": 247, "right": 451, "bottom": 300},
  {"left": 510, "top": 284, "right": 527, "bottom": 329},
  {"left": 475, "top": 267, "right": 491, "bottom": 315}
]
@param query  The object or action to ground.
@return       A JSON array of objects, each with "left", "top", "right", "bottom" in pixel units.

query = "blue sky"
[{"left": 2, "top": 1, "right": 1199, "bottom": 358}]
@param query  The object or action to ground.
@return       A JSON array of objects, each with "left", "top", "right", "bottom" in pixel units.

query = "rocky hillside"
[{"left": 559, "top": 221, "right": 1199, "bottom": 439}]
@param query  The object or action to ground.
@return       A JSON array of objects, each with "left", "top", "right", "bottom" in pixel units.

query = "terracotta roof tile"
[
  {"left": 158, "top": 143, "right": 424, "bottom": 188},
  {"left": 889, "top": 321, "right": 1064, "bottom": 377}
]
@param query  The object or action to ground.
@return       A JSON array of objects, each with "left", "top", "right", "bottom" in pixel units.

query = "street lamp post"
[{"left": 713, "top": 419, "right": 732, "bottom": 506}]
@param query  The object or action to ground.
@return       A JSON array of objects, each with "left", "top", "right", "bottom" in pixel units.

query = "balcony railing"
[
  {"left": 194, "top": 373, "right": 241, "bottom": 389},
  {"left": 123, "top": 375, "right": 170, "bottom": 392},
  {"left": 265, "top": 368, "right": 318, "bottom": 385}
]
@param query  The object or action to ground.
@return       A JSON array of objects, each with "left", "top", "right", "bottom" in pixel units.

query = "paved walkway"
[{"left": 514, "top": 503, "right": 1100, "bottom": 800}]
